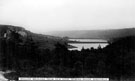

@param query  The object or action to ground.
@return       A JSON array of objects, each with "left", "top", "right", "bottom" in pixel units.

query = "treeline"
[
  {"left": 0, "top": 26, "right": 134, "bottom": 80},
  {"left": 2, "top": 34, "right": 135, "bottom": 80}
]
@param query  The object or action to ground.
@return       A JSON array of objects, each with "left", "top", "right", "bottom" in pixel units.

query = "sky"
[{"left": 0, "top": 0, "right": 135, "bottom": 33}]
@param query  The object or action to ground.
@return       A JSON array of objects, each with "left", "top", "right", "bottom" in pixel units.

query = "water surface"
[{"left": 68, "top": 39, "right": 108, "bottom": 51}]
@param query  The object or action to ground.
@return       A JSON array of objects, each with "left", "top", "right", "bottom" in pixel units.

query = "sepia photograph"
[{"left": 0, "top": 0, "right": 135, "bottom": 81}]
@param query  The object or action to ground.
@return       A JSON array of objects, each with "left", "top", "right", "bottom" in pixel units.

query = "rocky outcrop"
[{"left": 0, "top": 25, "right": 30, "bottom": 70}]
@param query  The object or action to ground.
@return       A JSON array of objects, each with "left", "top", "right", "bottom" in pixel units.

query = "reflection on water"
[{"left": 68, "top": 39, "right": 108, "bottom": 51}]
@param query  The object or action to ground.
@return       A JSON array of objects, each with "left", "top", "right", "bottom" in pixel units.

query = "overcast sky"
[{"left": 0, "top": 0, "right": 135, "bottom": 33}]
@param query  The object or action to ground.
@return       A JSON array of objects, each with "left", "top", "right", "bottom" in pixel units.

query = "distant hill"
[
  {"left": 0, "top": 25, "right": 67, "bottom": 50},
  {"left": 46, "top": 28, "right": 135, "bottom": 40},
  {"left": 0, "top": 24, "right": 68, "bottom": 72}
]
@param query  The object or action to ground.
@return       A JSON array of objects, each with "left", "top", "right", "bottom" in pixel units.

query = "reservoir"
[{"left": 68, "top": 38, "right": 108, "bottom": 51}]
